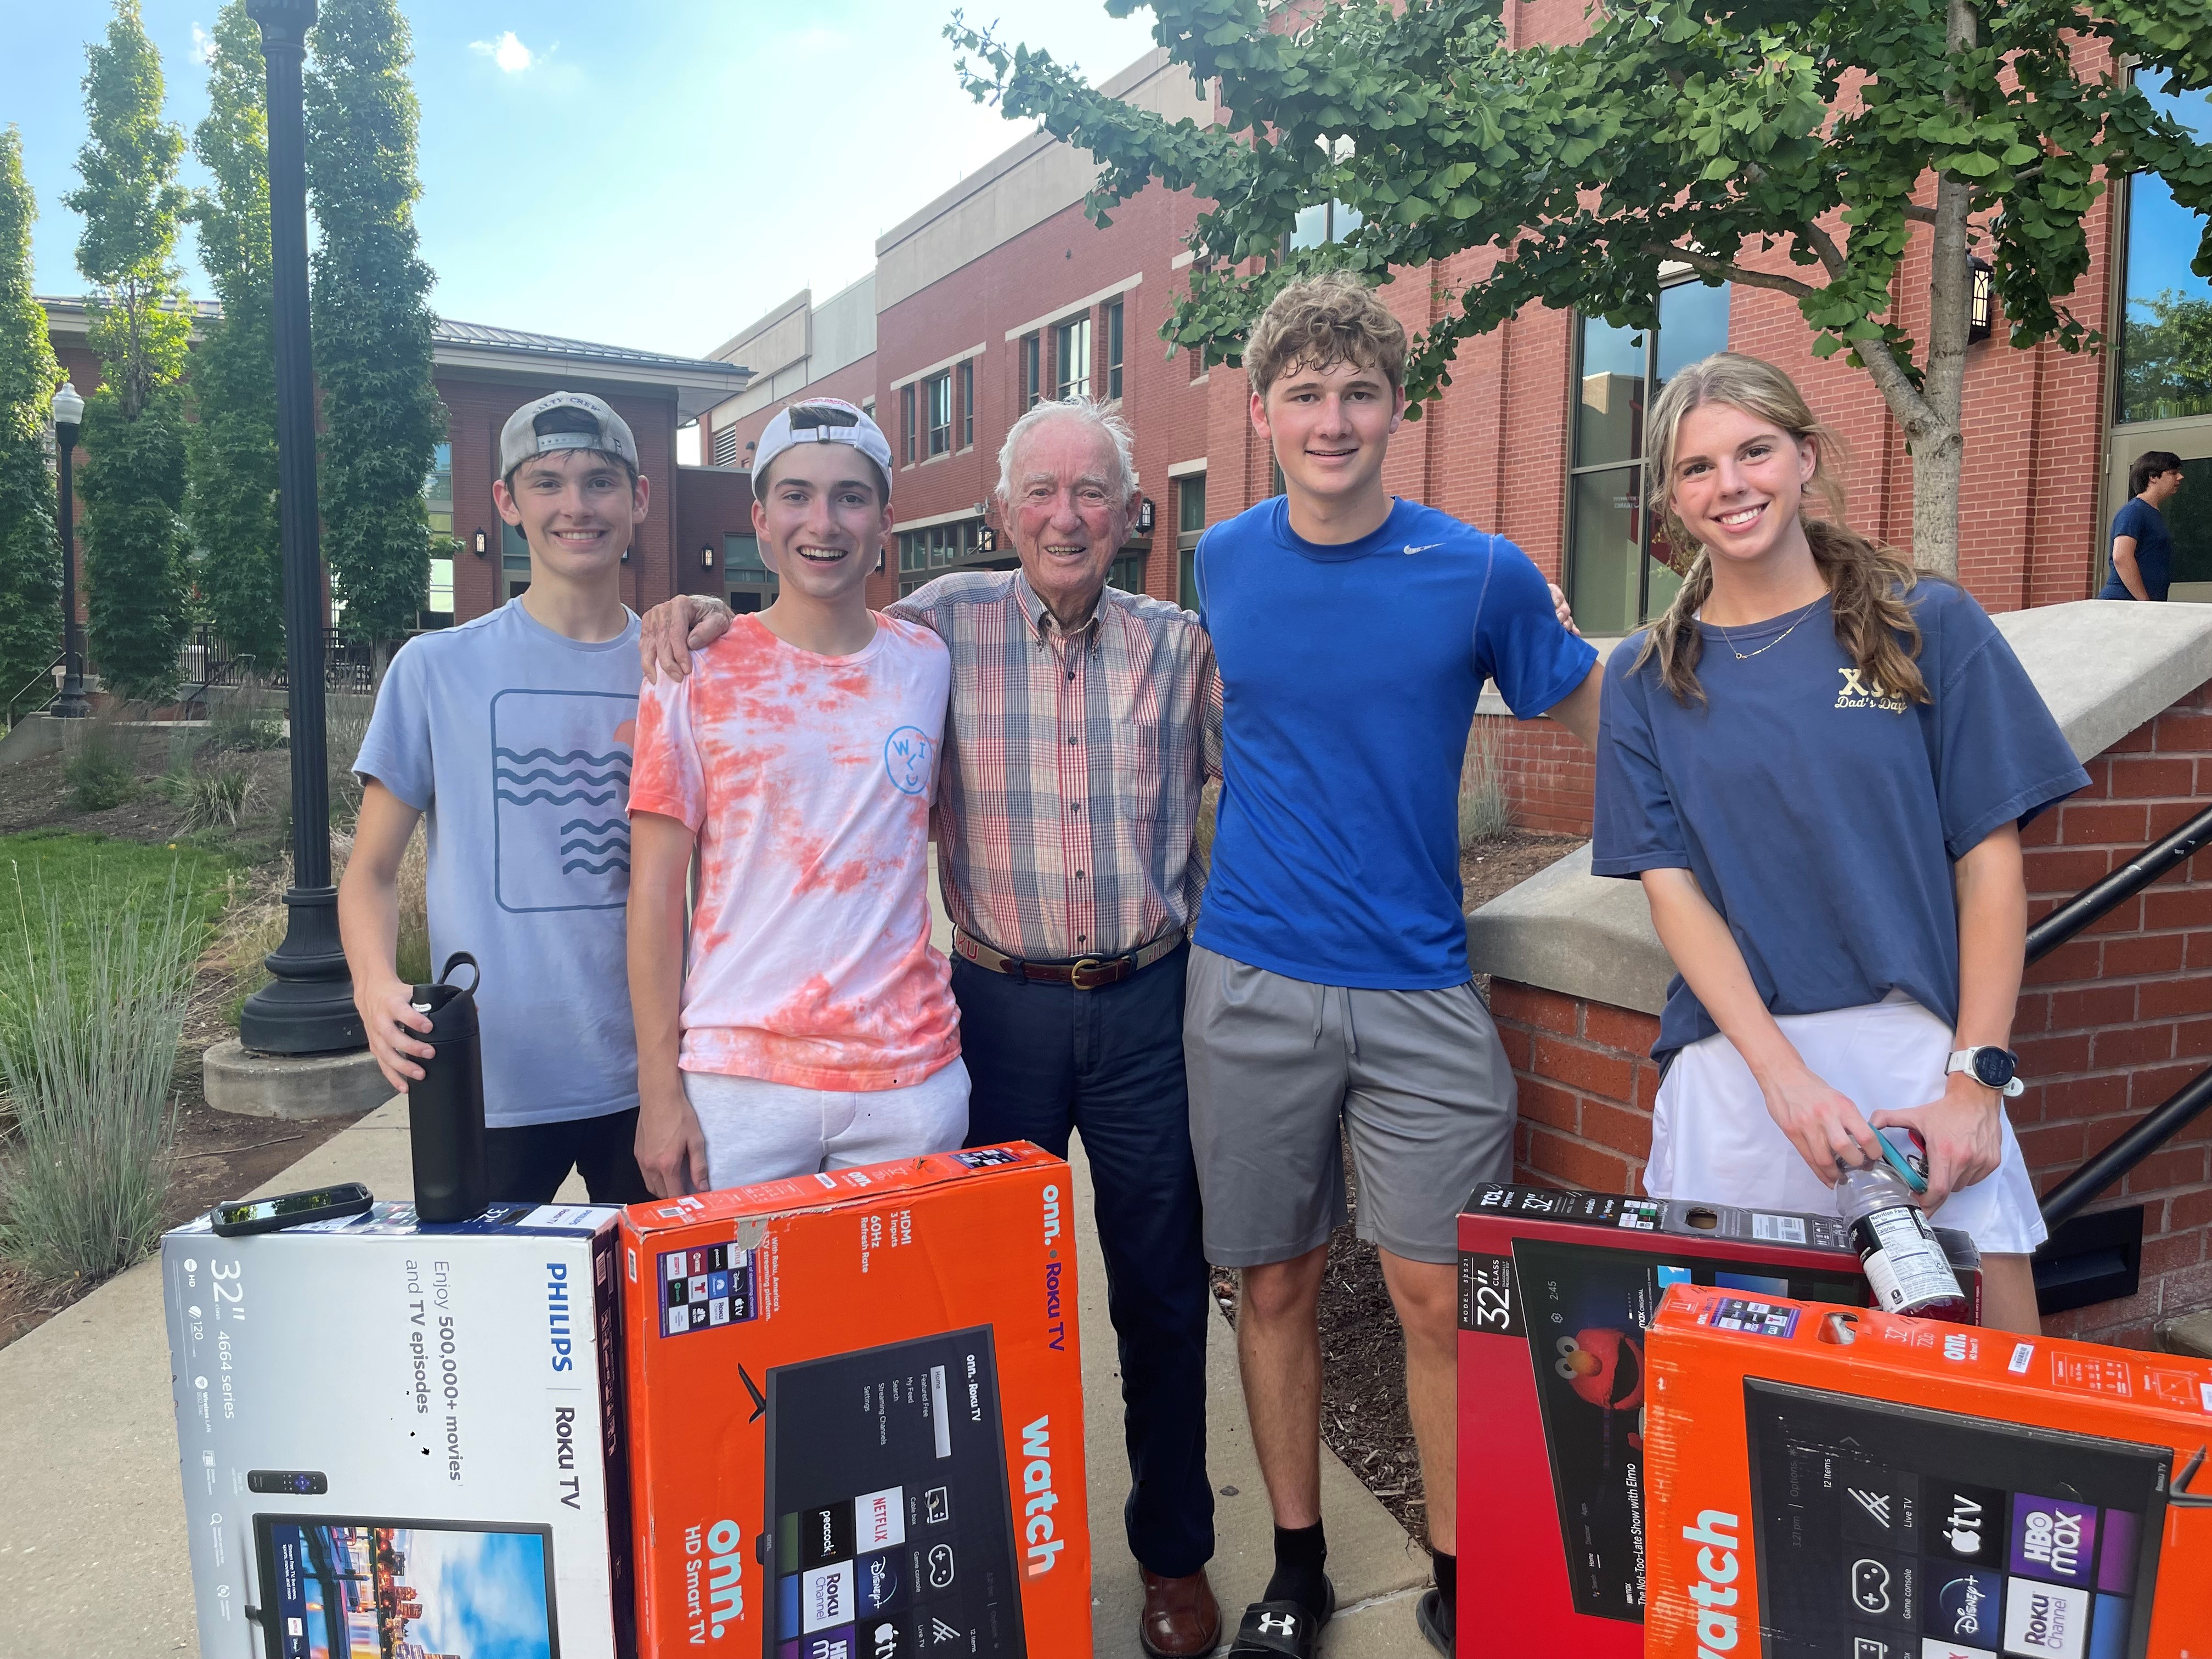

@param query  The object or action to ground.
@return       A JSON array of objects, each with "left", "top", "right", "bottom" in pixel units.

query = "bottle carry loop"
[{"left": 438, "top": 951, "right": 480, "bottom": 1001}]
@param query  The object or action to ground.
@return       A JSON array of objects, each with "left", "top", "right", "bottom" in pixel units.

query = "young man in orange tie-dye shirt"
[{"left": 626, "top": 400, "right": 964, "bottom": 1197}]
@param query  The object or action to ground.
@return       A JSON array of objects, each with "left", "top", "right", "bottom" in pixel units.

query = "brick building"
[{"left": 41, "top": 297, "right": 754, "bottom": 634}]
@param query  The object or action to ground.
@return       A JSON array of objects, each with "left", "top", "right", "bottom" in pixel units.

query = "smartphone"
[{"left": 208, "top": 1182, "right": 373, "bottom": 1237}]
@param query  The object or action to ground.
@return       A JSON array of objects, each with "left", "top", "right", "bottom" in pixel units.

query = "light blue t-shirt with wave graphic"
[{"left": 354, "top": 599, "right": 641, "bottom": 1126}]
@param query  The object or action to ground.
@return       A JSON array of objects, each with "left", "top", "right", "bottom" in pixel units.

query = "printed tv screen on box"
[
  {"left": 620, "top": 1142, "right": 1091, "bottom": 1659},
  {"left": 161, "top": 1201, "right": 630, "bottom": 1659},
  {"left": 1643, "top": 1283, "right": 2212, "bottom": 1659},
  {"left": 1455, "top": 1184, "right": 1982, "bottom": 1654}
]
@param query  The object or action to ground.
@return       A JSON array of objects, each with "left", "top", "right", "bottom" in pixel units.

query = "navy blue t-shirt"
[
  {"left": 2098, "top": 497, "right": 2173, "bottom": 600},
  {"left": 1593, "top": 582, "right": 2087, "bottom": 1060},
  {"left": 1195, "top": 496, "right": 1598, "bottom": 988}
]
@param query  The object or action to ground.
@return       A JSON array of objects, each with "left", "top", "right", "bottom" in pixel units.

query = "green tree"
[
  {"left": 953, "top": 0, "right": 2212, "bottom": 575},
  {"left": 184, "top": 1, "right": 284, "bottom": 668},
  {"left": 65, "top": 0, "right": 190, "bottom": 699},
  {"left": 306, "top": 0, "right": 443, "bottom": 651},
  {"left": 0, "top": 128, "right": 63, "bottom": 707}
]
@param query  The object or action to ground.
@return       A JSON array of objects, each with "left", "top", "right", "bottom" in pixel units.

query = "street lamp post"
[
  {"left": 240, "top": 0, "right": 362, "bottom": 1055},
  {"left": 49, "top": 382, "right": 89, "bottom": 719}
]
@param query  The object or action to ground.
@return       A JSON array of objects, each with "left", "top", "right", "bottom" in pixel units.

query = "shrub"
[
  {"left": 0, "top": 866, "right": 201, "bottom": 1282},
  {"left": 1459, "top": 721, "right": 1514, "bottom": 849},
  {"left": 161, "top": 765, "right": 251, "bottom": 830},
  {"left": 207, "top": 683, "right": 285, "bottom": 752},
  {"left": 63, "top": 721, "right": 140, "bottom": 811}
]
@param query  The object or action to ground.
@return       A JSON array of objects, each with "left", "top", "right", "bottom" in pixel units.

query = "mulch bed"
[{"left": 1209, "top": 829, "right": 1584, "bottom": 1539}]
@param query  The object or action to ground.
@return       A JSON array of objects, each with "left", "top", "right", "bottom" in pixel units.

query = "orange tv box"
[
  {"left": 620, "top": 1143, "right": 1091, "bottom": 1659},
  {"left": 1454, "top": 1183, "right": 1981, "bottom": 1654},
  {"left": 1644, "top": 1283, "right": 2212, "bottom": 1659}
]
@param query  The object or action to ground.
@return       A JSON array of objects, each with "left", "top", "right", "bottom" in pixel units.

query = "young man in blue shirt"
[
  {"left": 2099, "top": 449, "right": 2185, "bottom": 601},
  {"left": 1188, "top": 274, "right": 1599, "bottom": 1658}
]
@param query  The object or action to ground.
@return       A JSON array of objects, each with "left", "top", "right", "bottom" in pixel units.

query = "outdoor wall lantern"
[
  {"left": 1968, "top": 258, "right": 1994, "bottom": 343},
  {"left": 702, "top": 544, "right": 715, "bottom": 570},
  {"left": 1137, "top": 496, "right": 1155, "bottom": 533},
  {"left": 472, "top": 528, "right": 487, "bottom": 556}
]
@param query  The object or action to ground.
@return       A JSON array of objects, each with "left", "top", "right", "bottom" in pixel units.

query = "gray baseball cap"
[
  {"left": 499, "top": 391, "right": 639, "bottom": 479},
  {"left": 752, "top": 398, "right": 894, "bottom": 499}
]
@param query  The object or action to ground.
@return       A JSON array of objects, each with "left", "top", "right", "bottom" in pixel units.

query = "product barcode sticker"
[
  {"left": 2008, "top": 1341, "right": 2034, "bottom": 1374},
  {"left": 2201, "top": 1382, "right": 2212, "bottom": 1413},
  {"left": 1751, "top": 1211, "right": 1807, "bottom": 1244}
]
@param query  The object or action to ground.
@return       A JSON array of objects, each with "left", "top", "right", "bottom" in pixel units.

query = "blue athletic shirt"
[
  {"left": 2098, "top": 496, "right": 2174, "bottom": 601},
  {"left": 1195, "top": 496, "right": 1599, "bottom": 988},
  {"left": 1593, "top": 582, "right": 2089, "bottom": 1060}
]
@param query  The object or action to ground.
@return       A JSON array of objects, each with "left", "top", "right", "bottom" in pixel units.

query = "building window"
[
  {"left": 900, "top": 383, "right": 917, "bottom": 465},
  {"left": 1565, "top": 279, "right": 1732, "bottom": 636},
  {"left": 422, "top": 439, "right": 453, "bottom": 535},
  {"left": 712, "top": 425, "right": 738, "bottom": 467},
  {"left": 958, "top": 360, "right": 974, "bottom": 448},
  {"left": 895, "top": 518, "right": 1007, "bottom": 595},
  {"left": 1108, "top": 553, "right": 1146, "bottom": 594},
  {"left": 926, "top": 371, "right": 952, "bottom": 458},
  {"left": 1105, "top": 299, "right": 1125, "bottom": 400},
  {"left": 1022, "top": 334, "right": 1042, "bottom": 409},
  {"left": 862, "top": 397, "right": 876, "bottom": 420},
  {"left": 2120, "top": 86, "right": 2212, "bottom": 427},
  {"left": 1288, "top": 200, "right": 1364, "bottom": 252},
  {"left": 1176, "top": 472, "right": 1206, "bottom": 610},
  {"left": 1055, "top": 314, "right": 1092, "bottom": 400}
]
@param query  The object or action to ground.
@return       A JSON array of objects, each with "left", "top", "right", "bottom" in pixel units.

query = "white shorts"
[
  {"left": 682, "top": 1057, "right": 971, "bottom": 1192},
  {"left": 1646, "top": 995, "right": 2046, "bottom": 1256}
]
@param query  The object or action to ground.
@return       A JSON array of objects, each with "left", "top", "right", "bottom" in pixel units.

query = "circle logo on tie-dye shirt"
[{"left": 883, "top": 726, "right": 935, "bottom": 796}]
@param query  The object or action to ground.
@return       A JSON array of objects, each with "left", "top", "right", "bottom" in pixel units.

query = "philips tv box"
[
  {"left": 1643, "top": 1283, "right": 2212, "bottom": 1659},
  {"left": 1455, "top": 1183, "right": 1982, "bottom": 1652},
  {"left": 162, "top": 1201, "right": 629, "bottom": 1659},
  {"left": 620, "top": 1143, "right": 1092, "bottom": 1659}
]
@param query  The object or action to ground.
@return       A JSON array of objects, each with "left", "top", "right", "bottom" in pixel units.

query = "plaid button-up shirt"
[{"left": 890, "top": 569, "right": 1222, "bottom": 961}]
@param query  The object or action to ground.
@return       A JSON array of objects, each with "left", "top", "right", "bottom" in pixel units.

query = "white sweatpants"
[
  {"left": 1647, "top": 995, "right": 2046, "bottom": 1256},
  {"left": 682, "top": 1057, "right": 972, "bottom": 1192}
]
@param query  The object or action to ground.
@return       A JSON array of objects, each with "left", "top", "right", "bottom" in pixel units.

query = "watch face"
[{"left": 1971, "top": 1048, "right": 2018, "bottom": 1090}]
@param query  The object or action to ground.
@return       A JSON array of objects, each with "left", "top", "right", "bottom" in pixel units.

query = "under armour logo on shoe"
[{"left": 1258, "top": 1612, "right": 1297, "bottom": 1637}]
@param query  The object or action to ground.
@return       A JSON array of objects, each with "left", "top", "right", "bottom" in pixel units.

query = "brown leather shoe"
[{"left": 1139, "top": 1567, "right": 1222, "bottom": 1657}]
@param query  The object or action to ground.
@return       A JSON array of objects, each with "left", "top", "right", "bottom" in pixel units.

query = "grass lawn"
[{"left": 0, "top": 831, "right": 236, "bottom": 1053}]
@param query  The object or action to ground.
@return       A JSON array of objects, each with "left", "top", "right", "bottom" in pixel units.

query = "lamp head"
[{"left": 50, "top": 382, "right": 84, "bottom": 428}]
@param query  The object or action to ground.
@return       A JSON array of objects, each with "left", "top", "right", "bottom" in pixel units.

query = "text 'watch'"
[{"left": 1947, "top": 1045, "right": 2024, "bottom": 1097}]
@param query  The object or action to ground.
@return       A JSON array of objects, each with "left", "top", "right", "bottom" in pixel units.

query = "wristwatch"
[{"left": 1947, "top": 1046, "right": 2024, "bottom": 1097}]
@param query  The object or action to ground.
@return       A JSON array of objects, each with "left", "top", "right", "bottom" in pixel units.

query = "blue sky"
[{"left": 3, "top": 1, "right": 1160, "bottom": 358}]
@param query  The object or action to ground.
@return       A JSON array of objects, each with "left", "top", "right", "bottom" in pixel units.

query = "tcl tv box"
[
  {"left": 620, "top": 1142, "right": 1092, "bottom": 1659},
  {"left": 162, "top": 1201, "right": 629, "bottom": 1659},
  {"left": 1454, "top": 1183, "right": 1982, "bottom": 1652},
  {"left": 1643, "top": 1283, "right": 2212, "bottom": 1659}
]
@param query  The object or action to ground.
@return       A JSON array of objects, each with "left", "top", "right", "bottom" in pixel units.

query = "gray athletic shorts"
[{"left": 1183, "top": 944, "right": 1516, "bottom": 1267}]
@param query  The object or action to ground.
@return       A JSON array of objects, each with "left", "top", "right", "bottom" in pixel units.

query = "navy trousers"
[{"left": 952, "top": 943, "right": 1215, "bottom": 1579}]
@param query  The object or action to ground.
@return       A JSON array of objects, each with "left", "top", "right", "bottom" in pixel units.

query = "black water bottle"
[{"left": 408, "top": 952, "right": 487, "bottom": 1223}]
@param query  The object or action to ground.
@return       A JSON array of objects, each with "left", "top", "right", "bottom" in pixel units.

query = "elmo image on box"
[
  {"left": 622, "top": 1143, "right": 1092, "bottom": 1659},
  {"left": 1643, "top": 1284, "right": 2212, "bottom": 1659},
  {"left": 1455, "top": 1184, "right": 1981, "bottom": 1654}
]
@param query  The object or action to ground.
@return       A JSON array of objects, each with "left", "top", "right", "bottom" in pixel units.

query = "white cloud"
[
  {"left": 470, "top": 31, "right": 534, "bottom": 74},
  {"left": 190, "top": 23, "right": 216, "bottom": 65}
]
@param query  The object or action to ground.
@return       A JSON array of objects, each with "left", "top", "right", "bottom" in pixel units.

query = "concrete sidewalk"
[{"left": 0, "top": 1097, "right": 1434, "bottom": 1657}]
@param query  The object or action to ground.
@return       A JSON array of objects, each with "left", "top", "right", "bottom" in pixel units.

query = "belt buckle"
[{"left": 1069, "top": 956, "right": 1111, "bottom": 991}]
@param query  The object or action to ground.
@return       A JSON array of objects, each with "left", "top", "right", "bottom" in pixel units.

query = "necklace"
[{"left": 1710, "top": 596, "right": 1823, "bottom": 661}]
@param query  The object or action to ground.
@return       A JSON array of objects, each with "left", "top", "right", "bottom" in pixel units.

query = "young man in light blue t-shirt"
[
  {"left": 340, "top": 391, "right": 653, "bottom": 1204},
  {"left": 1187, "top": 274, "right": 1599, "bottom": 1659}
]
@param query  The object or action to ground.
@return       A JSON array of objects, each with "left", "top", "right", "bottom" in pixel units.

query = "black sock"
[
  {"left": 1263, "top": 1520, "right": 1328, "bottom": 1612},
  {"left": 1430, "top": 1551, "right": 1457, "bottom": 1634}
]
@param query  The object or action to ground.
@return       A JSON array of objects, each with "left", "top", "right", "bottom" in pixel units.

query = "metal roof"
[{"left": 431, "top": 318, "right": 747, "bottom": 379}]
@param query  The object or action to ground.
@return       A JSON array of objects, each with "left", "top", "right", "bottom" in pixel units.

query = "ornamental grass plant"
[{"left": 0, "top": 865, "right": 202, "bottom": 1281}]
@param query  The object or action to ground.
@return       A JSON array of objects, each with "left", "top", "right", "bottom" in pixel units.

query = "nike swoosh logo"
[{"left": 1403, "top": 542, "right": 1444, "bottom": 555}]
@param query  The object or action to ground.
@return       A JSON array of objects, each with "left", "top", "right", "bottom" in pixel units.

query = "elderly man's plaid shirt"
[{"left": 890, "top": 569, "right": 1222, "bottom": 961}]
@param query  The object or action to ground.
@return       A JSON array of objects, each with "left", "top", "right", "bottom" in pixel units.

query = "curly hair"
[
  {"left": 1244, "top": 272, "right": 1407, "bottom": 402},
  {"left": 1635, "top": 352, "right": 1931, "bottom": 708}
]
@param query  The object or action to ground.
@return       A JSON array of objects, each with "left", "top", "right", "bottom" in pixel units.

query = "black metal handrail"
[
  {"left": 2033, "top": 799, "right": 2212, "bottom": 1230},
  {"left": 2, "top": 653, "right": 64, "bottom": 731}
]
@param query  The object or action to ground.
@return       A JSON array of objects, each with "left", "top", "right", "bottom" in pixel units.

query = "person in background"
[
  {"left": 1593, "top": 351, "right": 2086, "bottom": 1342},
  {"left": 2099, "top": 450, "right": 2184, "bottom": 601},
  {"left": 340, "top": 391, "right": 653, "bottom": 1204}
]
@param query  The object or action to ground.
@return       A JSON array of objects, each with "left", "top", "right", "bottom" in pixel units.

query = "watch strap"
[{"left": 1948, "top": 1047, "right": 2025, "bottom": 1097}]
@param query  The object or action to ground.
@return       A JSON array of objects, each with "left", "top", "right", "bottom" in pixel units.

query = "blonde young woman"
[{"left": 1592, "top": 353, "right": 2086, "bottom": 1335}]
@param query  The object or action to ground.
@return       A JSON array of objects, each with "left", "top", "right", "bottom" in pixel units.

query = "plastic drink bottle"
[
  {"left": 407, "top": 952, "right": 487, "bottom": 1223},
  {"left": 1837, "top": 1160, "right": 1970, "bottom": 1318}
]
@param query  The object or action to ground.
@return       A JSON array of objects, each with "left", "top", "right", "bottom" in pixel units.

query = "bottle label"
[{"left": 1852, "top": 1205, "right": 1964, "bottom": 1313}]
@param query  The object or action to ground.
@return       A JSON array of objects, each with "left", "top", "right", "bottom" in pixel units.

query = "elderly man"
[{"left": 642, "top": 398, "right": 1225, "bottom": 1658}]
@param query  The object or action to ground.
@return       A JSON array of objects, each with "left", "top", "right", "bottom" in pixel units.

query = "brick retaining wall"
[{"left": 1488, "top": 678, "right": 2212, "bottom": 1347}]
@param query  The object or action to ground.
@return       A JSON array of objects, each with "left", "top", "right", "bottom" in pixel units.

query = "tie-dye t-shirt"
[{"left": 629, "top": 613, "right": 960, "bottom": 1092}]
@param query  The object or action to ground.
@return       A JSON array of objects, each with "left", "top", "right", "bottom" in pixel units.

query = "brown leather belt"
[{"left": 952, "top": 927, "right": 1184, "bottom": 990}]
